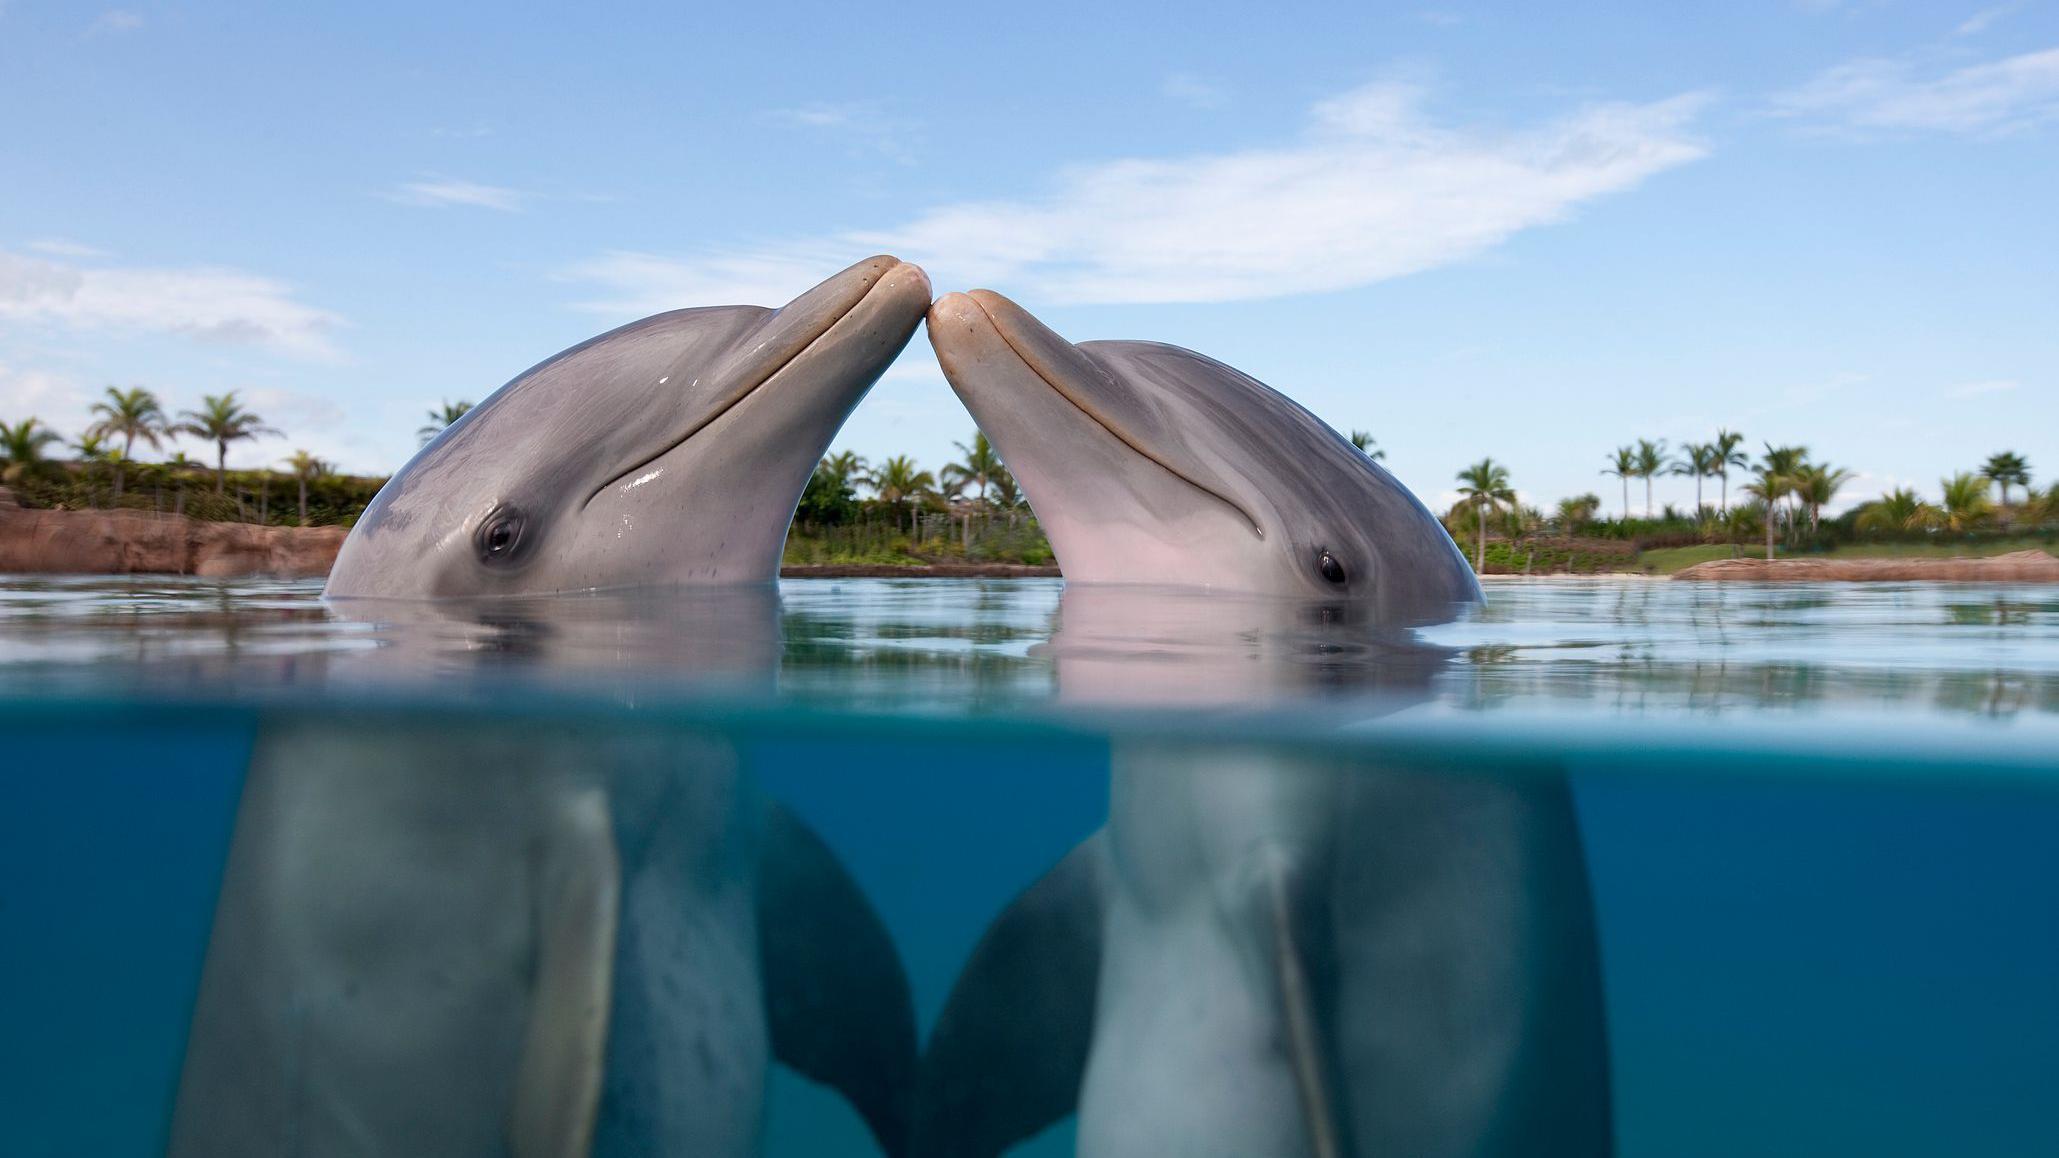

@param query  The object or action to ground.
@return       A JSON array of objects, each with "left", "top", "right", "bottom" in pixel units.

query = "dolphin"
[
  {"left": 325, "top": 255, "right": 931, "bottom": 598},
  {"left": 922, "top": 289, "right": 1478, "bottom": 620},
  {"left": 915, "top": 295, "right": 1608, "bottom": 1157},
  {"left": 171, "top": 702, "right": 918, "bottom": 1158}
]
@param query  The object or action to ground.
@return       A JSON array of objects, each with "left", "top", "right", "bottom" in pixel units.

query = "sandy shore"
[
  {"left": 0, "top": 503, "right": 346, "bottom": 578},
  {"left": 1673, "top": 550, "right": 2059, "bottom": 583}
]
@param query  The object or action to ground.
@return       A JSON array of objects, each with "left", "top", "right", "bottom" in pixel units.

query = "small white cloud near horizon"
[
  {"left": 568, "top": 79, "right": 1711, "bottom": 315},
  {"left": 0, "top": 249, "right": 343, "bottom": 359},
  {"left": 1945, "top": 377, "right": 2020, "bottom": 398},
  {"left": 85, "top": 8, "right": 143, "bottom": 36},
  {"left": 1772, "top": 45, "right": 2059, "bottom": 135},
  {"left": 385, "top": 178, "right": 529, "bottom": 212}
]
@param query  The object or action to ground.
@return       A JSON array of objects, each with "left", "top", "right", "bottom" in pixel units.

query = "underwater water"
[{"left": 2, "top": 575, "right": 2056, "bottom": 1156}]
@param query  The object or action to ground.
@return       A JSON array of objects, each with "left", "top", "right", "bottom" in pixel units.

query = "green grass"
[
  {"left": 1819, "top": 537, "right": 2055, "bottom": 560},
  {"left": 1636, "top": 543, "right": 1745, "bottom": 574}
]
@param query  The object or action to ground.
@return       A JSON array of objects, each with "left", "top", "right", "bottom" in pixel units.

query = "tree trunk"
[
  {"left": 1695, "top": 474, "right": 1703, "bottom": 514},
  {"left": 1621, "top": 478, "right": 1629, "bottom": 521},
  {"left": 215, "top": 443, "right": 227, "bottom": 494},
  {"left": 1645, "top": 476, "right": 1654, "bottom": 519},
  {"left": 1476, "top": 504, "right": 1486, "bottom": 573},
  {"left": 1720, "top": 471, "right": 1728, "bottom": 513},
  {"left": 1765, "top": 514, "right": 1775, "bottom": 561},
  {"left": 299, "top": 479, "right": 309, "bottom": 525}
]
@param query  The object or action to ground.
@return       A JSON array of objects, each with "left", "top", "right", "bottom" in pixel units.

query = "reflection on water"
[
  {"left": 1, "top": 574, "right": 2054, "bottom": 720},
  {"left": 4, "top": 574, "right": 2059, "bottom": 1156}
]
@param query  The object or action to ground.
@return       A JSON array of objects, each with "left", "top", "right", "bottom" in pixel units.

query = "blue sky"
[{"left": 2, "top": 1, "right": 2054, "bottom": 516}]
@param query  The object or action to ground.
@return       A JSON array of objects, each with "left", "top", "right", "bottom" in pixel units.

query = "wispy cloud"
[
  {"left": 1161, "top": 73, "right": 1229, "bottom": 110},
  {"left": 25, "top": 238, "right": 109, "bottom": 259},
  {"left": 1772, "top": 46, "right": 2059, "bottom": 135},
  {"left": 569, "top": 79, "right": 1709, "bottom": 314},
  {"left": 1946, "top": 377, "right": 2019, "bottom": 398},
  {"left": 85, "top": 8, "right": 143, "bottom": 36},
  {"left": 1955, "top": 4, "right": 2017, "bottom": 37},
  {"left": 0, "top": 249, "right": 342, "bottom": 358},
  {"left": 384, "top": 177, "right": 529, "bottom": 212},
  {"left": 0, "top": 362, "right": 91, "bottom": 434},
  {"left": 765, "top": 101, "right": 920, "bottom": 162}
]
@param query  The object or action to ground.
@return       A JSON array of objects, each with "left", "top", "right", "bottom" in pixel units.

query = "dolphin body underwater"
[
  {"left": 173, "top": 258, "right": 932, "bottom": 1157},
  {"left": 916, "top": 291, "right": 1612, "bottom": 1157}
]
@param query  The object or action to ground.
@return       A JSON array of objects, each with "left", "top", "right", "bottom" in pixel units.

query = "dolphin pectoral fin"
[
  {"left": 758, "top": 804, "right": 918, "bottom": 1158},
  {"left": 510, "top": 786, "right": 620, "bottom": 1158},
  {"left": 913, "top": 834, "right": 1110, "bottom": 1158},
  {"left": 1265, "top": 858, "right": 1346, "bottom": 1158}
]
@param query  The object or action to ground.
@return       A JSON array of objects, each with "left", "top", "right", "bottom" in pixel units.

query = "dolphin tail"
[
  {"left": 757, "top": 804, "right": 918, "bottom": 1157},
  {"left": 911, "top": 834, "right": 1110, "bottom": 1158}
]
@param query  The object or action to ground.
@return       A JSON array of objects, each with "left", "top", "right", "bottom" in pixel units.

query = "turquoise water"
[{"left": 2, "top": 575, "right": 2056, "bottom": 1155}]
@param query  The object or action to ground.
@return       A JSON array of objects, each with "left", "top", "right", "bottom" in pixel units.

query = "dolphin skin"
[
  {"left": 171, "top": 714, "right": 917, "bottom": 1158},
  {"left": 917, "top": 293, "right": 1609, "bottom": 1157},
  {"left": 326, "top": 255, "right": 930, "bottom": 598},
  {"left": 925, "top": 288, "right": 1479, "bottom": 621}
]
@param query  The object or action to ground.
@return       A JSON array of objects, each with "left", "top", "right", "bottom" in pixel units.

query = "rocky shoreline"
[
  {"left": 1673, "top": 549, "right": 2059, "bottom": 583},
  {"left": 0, "top": 499, "right": 347, "bottom": 578}
]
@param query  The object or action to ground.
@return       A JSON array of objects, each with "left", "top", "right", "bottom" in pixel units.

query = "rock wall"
[
  {"left": 0, "top": 499, "right": 348, "bottom": 578},
  {"left": 1674, "top": 549, "right": 2059, "bottom": 583}
]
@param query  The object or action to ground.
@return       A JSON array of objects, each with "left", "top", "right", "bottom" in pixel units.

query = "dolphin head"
[
  {"left": 927, "top": 290, "right": 1480, "bottom": 623},
  {"left": 327, "top": 256, "right": 929, "bottom": 598}
]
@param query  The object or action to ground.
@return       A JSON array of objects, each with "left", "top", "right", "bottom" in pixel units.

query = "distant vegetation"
[
  {"left": 1447, "top": 438, "right": 2057, "bottom": 574},
  {"left": 5, "top": 388, "right": 2053, "bottom": 574}
]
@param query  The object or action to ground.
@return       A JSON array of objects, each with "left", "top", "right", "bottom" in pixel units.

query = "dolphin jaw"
[{"left": 583, "top": 257, "right": 928, "bottom": 509}]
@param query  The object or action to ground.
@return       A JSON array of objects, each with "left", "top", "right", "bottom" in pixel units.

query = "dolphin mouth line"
[
  {"left": 583, "top": 266, "right": 902, "bottom": 509},
  {"left": 974, "top": 299, "right": 1264, "bottom": 540}
]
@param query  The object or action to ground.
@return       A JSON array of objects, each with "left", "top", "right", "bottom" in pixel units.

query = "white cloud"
[
  {"left": 384, "top": 178, "right": 529, "bottom": 212},
  {"left": 1955, "top": 5, "right": 2017, "bottom": 37},
  {"left": 25, "top": 238, "right": 109, "bottom": 259},
  {"left": 766, "top": 101, "right": 919, "bottom": 162},
  {"left": 1161, "top": 73, "right": 1229, "bottom": 110},
  {"left": 0, "top": 362, "right": 92, "bottom": 436},
  {"left": 1945, "top": 377, "right": 2019, "bottom": 398},
  {"left": 1772, "top": 46, "right": 2059, "bottom": 135},
  {"left": 85, "top": 8, "right": 143, "bottom": 36},
  {"left": 568, "top": 80, "right": 1709, "bottom": 314},
  {"left": 0, "top": 249, "right": 342, "bottom": 359}
]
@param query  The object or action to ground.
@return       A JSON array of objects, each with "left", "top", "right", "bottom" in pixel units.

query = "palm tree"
[
  {"left": 1713, "top": 428, "right": 1747, "bottom": 512},
  {"left": 88, "top": 386, "right": 166, "bottom": 497},
  {"left": 1742, "top": 464, "right": 1787, "bottom": 561},
  {"left": 1758, "top": 443, "right": 1810, "bottom": 537},
  {"left": 869, "top": 455, "right": 935, "bottom": 534},
  {"left": 941, "top": 432, "right": 1005, "bottom": 548},
  {"left": 1937, "top": 472, "right": 1994, "bottom": 533},
  {"left": 1789, "top": 463, "right": 1853, "bottom": 535},
  {"left": 1633, "top": 439, "right": 1668, "bottom": 518},
  {"left": 1981, "top": 452, "right": 2031, "bottom": 527},
  {"left": 1455, "top": 457, "right": 1514, "bottom": 573},
  {"left": 1348, "top": 431, "right": 1386, "bottom": 461},
  {"left": 0, "top": 418, "right": 64, "bottom": 485},
  {"left": 418, "top": 399, "right": 475, "bottom": 446},
  {"left": 175, "top": 392, "right": 280, "bottom": 493},
  {"left": 820, "top": 450, "right": 869, "bottom": 493},
  {"left": 71, "top": 431, "right": 117, "bottom": 498},
  {"left": 283, "top": 450, "right": 330, "bottom": 525},
  {"left": 1856, "top": 488, "right": 1933, "bottom": 535},
  {"left": 991, "top": 466, "right": 1023, "bottom": 528},
  {"left": 1555, "top": 492, "right": 1601, "bottom": 534},
  {"left": 1672, "top": 442, "right": 1717, "bottom": 514},
  {"left": 1602, "top": 446, "right": 1636, "bottom": 521}
]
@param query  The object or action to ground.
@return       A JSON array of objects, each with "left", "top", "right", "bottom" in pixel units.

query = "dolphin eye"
[
  {"left": 1318, "top": 551, "right": 1347, "bottom": 585},
  {"left": 476, "top": 506, "right": 529, "bottom": 566}
]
